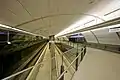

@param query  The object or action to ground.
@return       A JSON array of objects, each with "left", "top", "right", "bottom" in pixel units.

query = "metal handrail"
[
  {"left": 54, "top": 44, "right": 75, "bottom": 71},
  {"left": 26, "top": 43, "right": 48, "bottom": 80},
  {"left": 2, "top": 62, "right": 43, "bottom": 80},
  {"left": 2, "top": 43, "right": 48, "bottom": 80},
  {"left": 2, "top": 42, "right": 85, "bottom": 80},
  {"left": 57, "top": 48, "right": 85, "bottom": 80}
]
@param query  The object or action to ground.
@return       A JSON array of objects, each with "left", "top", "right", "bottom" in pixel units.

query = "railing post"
[
  {"left": 75, "top": 43, "right": 79, "bottom": 71},
  {"left": 73, "top": 43, "right": 74, "bottom": 47},
  {"left": 49, "top": 42, "right": 51, "bottom": 49},
  {"left": 60, "top": 65, "right": 64, "bottom": 80},
  {"left": 80, "top": 48, "right": 83, "bottom": 62},
  {"left": 70, "top": 42, "right": 71, "bottom": 46},
  {"left": 80, "top": 46, "right": 85, "bottom": 62},
  {"left": 60, "top": 54, "right": 64, "bottom": 80},
  {"left": 75, "top": 53, "right": 78, "bottom": 71}
]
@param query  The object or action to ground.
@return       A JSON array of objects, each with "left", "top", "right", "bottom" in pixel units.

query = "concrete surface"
[
  {"left": 35, "top": 45, "right": 51, "bottom": 80},
  {"left": 72, "top": 47, "right": 120, "bottom": 80}
]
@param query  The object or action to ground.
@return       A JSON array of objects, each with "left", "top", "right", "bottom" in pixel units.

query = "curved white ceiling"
[
  {"left": 0, "top": 0, "right": 119, "bottom": 37},
  {"left": 56, "top": 0, "right": 120, "bottom": 37}
]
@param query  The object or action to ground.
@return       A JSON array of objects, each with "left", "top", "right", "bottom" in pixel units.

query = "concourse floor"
[
  {"left": 35, "top": 45, "right": 51, "bottom": 80},
  {"left": 72, "top": 47, "right": 120, "bottom": 80}
]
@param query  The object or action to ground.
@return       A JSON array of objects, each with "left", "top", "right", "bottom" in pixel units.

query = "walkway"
[
  {"left": 72, "top": 47, "right": 120, "bottom": 80},
  {"left": 36, "top": 43, "right": 51, "bottom": 80}
]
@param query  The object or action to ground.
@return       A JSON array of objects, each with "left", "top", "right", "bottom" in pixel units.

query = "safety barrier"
[
  {"left": 2, "top": 43, "right": 48, "bottom": 80},
  {"left": 56, "top": 47, "right": 85, "bottom": 80},
  {"left": 2, "top": 41, "right": 86, "bottom": 80}
]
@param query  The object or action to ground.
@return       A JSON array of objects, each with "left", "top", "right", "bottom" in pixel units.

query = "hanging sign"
[{"left": 109, "top": 27, "right": 120, "bottom": 32}]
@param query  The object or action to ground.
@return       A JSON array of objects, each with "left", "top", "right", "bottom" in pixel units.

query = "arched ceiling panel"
[
  {"left": 56, "top": 0, "right": 120, "bottom": 37},
  {"left": 18, "top": 20, "right": 45, "bottom": 32},
  {"left": 92, "top": 28, "right": 120, "bottom": 45},
  {"left": 81, "top": 31, "right": 98, "bottom": 43},
  {"left": 49, "top": 15, "right": 82, "bottom": 34},
  {"left": 18, "top": 0, "right": 98, "bottom": 17},
  {"left": 18, "top": 0, "right": 49, "bottom": 18},
  {"left": 0, "top": 0, "right": 31, "bottom": 26},
  {"left": 0, "top": 0, "right": 119, "bottom": 38}
]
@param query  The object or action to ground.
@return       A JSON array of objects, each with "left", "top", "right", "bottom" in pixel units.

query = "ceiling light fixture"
[{"left": 0, "top": 23, "right": 43, "bottom": 36}]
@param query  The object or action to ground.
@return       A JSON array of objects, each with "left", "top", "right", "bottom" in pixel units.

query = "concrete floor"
[
  {"left": 72, "top": 47, "right": 120, "bottom": 80},
  {"left": 32, "top": 42, "right": 120, "bottom": 80},
  {"left": 35, "top": 43, "right": 76, "bottom": 80},
  {"left": 35, "top": 45, "right": 51, "bottom": 80}
]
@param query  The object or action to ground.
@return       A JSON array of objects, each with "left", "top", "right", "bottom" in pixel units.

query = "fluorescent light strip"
[
  {"left": 0, "top": 24, "right": 11, "bottom": 29},
  {"left": 55, "top": 17, "right": 97, "bottom": 37},
  {"left": 0, "top": 23, "right": 41, "bottom": 36},
  {"left": 59, "top": 24, "right": 120, "bottom": 36},
  {"left": 91, "top": 23, "right": 120, "bottom": 31},
  {"left": 56, "top": 21, "right": 120, "bottom": 37}
]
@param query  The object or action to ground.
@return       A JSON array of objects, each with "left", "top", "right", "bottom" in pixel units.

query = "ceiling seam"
[
  {"left": 32, "top": 27, "right": 44, "bottom": 32},
  {"left": 16, "top": 0, "right": 32, "bottom": 18},
  {"left": 48, "top": 0, "right": 51, "bottom": 35},
  {"left": 7, "top": 8, "right": 23, "bottom": 22},
  {"left": 14, "top": 13, "right": 105, "bottom": 28},
  {"left": 104, "top": 8, "right": 120, "bottom": 16},
  {"left": 56, "top": 0, "right": 59, "bottom": 13},
  {"left": 7, "top": 8, "right": 17, "bottom": 16},
  {"left": 90, "top": 30, "right": 99, "bottom": 43}
]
